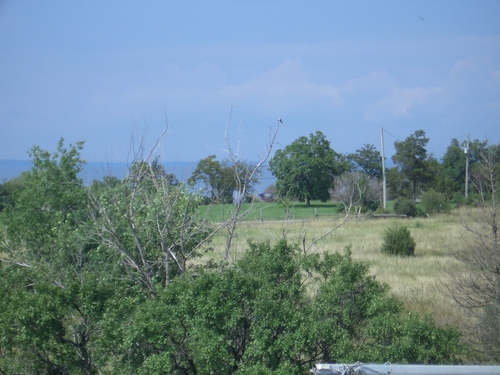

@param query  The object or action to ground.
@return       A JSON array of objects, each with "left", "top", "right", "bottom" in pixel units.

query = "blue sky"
[{"left": 1, "top": 1, "right": 499, "bottom": 164}]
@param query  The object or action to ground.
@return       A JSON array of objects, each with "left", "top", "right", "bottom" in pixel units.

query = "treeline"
[
  {"left": 267, "top": 130, "right": 500, "bottom": 215},
  {"left": 161, "top": 129, "right": 500, "bottom": 213},
  {"left": 1, "top": 129, "right": 498, "bottom": 213},
  {"left": 0, "top": 138, "right": 470, "bottom": 374}
]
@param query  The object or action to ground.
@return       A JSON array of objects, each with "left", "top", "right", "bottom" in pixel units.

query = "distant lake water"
[{"left": 0, "top": 160, "right": 276, "bottom": 195}]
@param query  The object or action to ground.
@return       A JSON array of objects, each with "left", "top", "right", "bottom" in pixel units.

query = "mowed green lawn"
[{"left": 198, "top": 200, "right": 343, "bottom": 222}]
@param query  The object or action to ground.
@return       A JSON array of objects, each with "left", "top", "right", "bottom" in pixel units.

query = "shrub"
[
  {"left": 416, "top": 205, "right": 427, "bottom": 218},
  {"left": 451, "top": 192, "right": 465, "bottom": 206},
  {"left": 374, "top": 207, "right": 389, "bottom": 215},
  {"left": 381, "top": 224, "right": 416, "bottom": 257},
  {"left": 421, "top": 189, "right": 449, "bottom": 214},
  {"left": 393, "top": 198, "right": 416, "bottom": 217}
]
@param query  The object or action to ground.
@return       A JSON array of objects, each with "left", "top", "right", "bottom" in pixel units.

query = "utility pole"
[
  {"left": 380, "top": 127, "right": 387, "bottom": 210},
  {"left": 465, "top": 134, "right": 470, "bottom": 200}
]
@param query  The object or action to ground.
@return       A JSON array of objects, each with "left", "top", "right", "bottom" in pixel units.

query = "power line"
[{"left": 382, "top": 128, "right": 402, "bottom": 142}]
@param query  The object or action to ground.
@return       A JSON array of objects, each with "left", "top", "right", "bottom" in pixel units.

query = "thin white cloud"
[
  {"left": 367, "top": 86, "right": 445, "bottom": 119},
  {"left": 451, "top": 56, "right": 495, "bottom": 77},
  {"left": 448, "top": 55, "right": 500, "bottom": 104},
  {"left": 218, "top": 59, "right": 343, "bottom": 112},
  {"left": 340, "top": 71, "right": 395, "bottom": 96},
  {"left": 451, "top": 57, "right": 480, "bottom": 76}
]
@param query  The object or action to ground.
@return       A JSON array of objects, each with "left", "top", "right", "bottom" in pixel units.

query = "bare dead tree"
[
  {"left": 445, "top": 144, "right": 500, "bottom": 361},
  {"left": 221, "top": 116, "right": 281, "bottom": 262},
  {"left": 330, "top": 171, "right": 382, "bottom": 219},
  {"left": 88, "top": 125, "right": 224, "bottom": 295}
]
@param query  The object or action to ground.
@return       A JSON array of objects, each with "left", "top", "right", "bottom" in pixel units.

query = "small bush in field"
[{"left": 381, "top": 224, "right": 416, "bottom": 257}]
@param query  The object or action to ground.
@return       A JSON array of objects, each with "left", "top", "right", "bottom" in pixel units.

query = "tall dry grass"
[{"left": 204, "top": 210, "right": 467, "bottom": 328}]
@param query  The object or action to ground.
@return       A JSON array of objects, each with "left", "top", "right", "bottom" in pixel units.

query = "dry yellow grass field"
[{"left": 206, "top": 210, "right": 466, "bottom": 328}]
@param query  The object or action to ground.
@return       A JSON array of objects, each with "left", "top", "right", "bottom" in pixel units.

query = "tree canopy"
[
  {"left": 188, "top": 155, "right": 260, "bottom": 203},
  {"left": 436, "top": 138, "right": 489, "bottom": 202},
  {"left": 392, "top": 130, "right": 433, "bottom": 201},
  {"left": 269, "top": 131, "right": 349, "bottom": 206},
  {"left": 445, "top": 143, "right": 500, "bottom": 362},
  {"left": 104, "top": 240, "right": 464, "bottom": 374},
  {"left": 347, "top": 144, "right": 382, "bottom": 180}
]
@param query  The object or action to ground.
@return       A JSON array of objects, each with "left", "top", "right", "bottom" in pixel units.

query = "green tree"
[
  {"left": 386, "top": 166, "right": 410, "bottom": 200},
  {"left": 0, "top": 174, "right": 26, "bottom": 212},
  {"left": 189, "top": 155, "right": 260, "bottom": 203},
  {"left": 446, "top": 143, "right": 500, "bottom": 361},
  {"left": 347, "top": 144, "right": 382, "bottom": 180},
  {"left": 393, "top": 197, "right": 417, "bottom": 217},
  {"left": 269, "top": 131, "right": 348, "bottom": 206},
  {"left": 113, "top": 240, "right": 464, "bottom": 374},
  {"left": 364, "top": 312, "right": 463, "bottom": 363},
  {"left": 421, "top": 189, "right": 449, "bottom": 214},
  {"left": 392, "top": 130, "right": 433, "bottom": 201},
  {"left": 129, "top": 156, "right": 179, "bottom": 186},
  {"left": 436, "top": 138, "right": 488, "bottom": 202},
  {"left": 0, "top": 139, "right": 214, "bottom": 373},
  {"left": 2, "top": 138, "right": 86, "bottom": 251},
  {"left": 0, "top": 264, "right": 118, "bottom": 374},
  {"left": 0, "top": 139, "right": 117, "bottom": 374}
]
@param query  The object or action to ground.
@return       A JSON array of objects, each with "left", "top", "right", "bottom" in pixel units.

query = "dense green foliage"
[
  {"left": 0, "top": 139, "right": 103, "bottom": 373},
  {"left": 421, "top": 189, "right": 449, "bottom": 214},
  {"left": 99, "top": 240, "right": 463, "bottom": 374},
  {"left": 436, "top": 138, "right": 488, "bottom": 203},
  {"left": 0, "top": 174, "right": 26, "bottom": 212},
  {"left": 393, "top": 198, "right": 417, "bottom": 217},
  {"left": 0, "top": 139, "right": 468, "bottom": 373},
  {"left": 381, "top": 224, "right": 416, "bottom": 257},
  {"left": 391, "top": 130, "right": 435, "bottom": 202},
  {"left": 444, "top": 145, "right": 500, "bottom": 362},
  {"left": 347, "top": 144, "right": 383, "bottom": 179},
  {"left": 0, "top": 140, "right": 210, "bottom": 372},
  {"left": 269, "top": 131, "right": 349, "bottom": 206},
  {"left": 2, "top": 139, "right": 86, "bottom": 250}
]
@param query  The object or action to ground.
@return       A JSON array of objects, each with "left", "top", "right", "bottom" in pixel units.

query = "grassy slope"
[
  {"left": 0, "top": 200, "right": 465, "bottom": 328},
  {"left": 202, "top": 202, "right": 465, "bottom": 328}
]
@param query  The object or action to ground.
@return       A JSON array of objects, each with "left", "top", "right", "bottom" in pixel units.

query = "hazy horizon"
[{"left": 0, "top": 159, "right": 277, "bottom": 194}]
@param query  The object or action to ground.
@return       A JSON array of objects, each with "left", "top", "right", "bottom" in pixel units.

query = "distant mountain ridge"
[{"left": 0, "top": 160, "right": 275, "bottom": 194}]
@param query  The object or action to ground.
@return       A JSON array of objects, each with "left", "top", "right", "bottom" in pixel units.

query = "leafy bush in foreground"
[{"left": 114, "top": 240, "right": 463, "bottom": 374}]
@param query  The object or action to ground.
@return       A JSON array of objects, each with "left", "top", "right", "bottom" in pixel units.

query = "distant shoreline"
[{"left": 0, "top": 160, "right": 276, "bottom": 194}]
